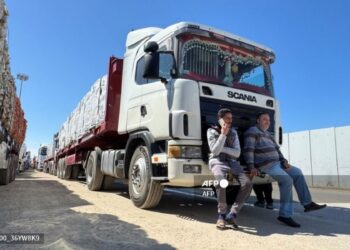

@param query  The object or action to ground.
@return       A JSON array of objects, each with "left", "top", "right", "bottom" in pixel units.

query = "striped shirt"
[{"left": 243, "top": 125, "right": 286, "bottom": 170}]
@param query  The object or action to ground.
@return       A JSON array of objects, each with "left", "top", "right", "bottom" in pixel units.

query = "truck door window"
[
  {"left": 135, "top": 56, "right": 156, "bottom": 85},
  {"left": 159, "top": 53, "right": 174, "bottom": 79}
]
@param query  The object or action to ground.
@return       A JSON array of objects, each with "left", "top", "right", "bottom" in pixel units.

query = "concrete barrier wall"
[{"left": 280, "top": 126, "right": 350, "bottom": 189}]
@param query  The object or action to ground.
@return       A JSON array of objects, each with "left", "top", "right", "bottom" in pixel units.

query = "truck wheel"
[
  {"left": 128, "top": 145, "right": 163, "bottom": 209},
  {"left": 0, "top": 167, "right": 10, "bottom": 185},
  {"left": 51, "top": 163, "right": 56, "bottom": 175},
  {"left": 10, "top": 162, "right": 16, "bottom": 182},
  {"left": 102, "top": 175, "right": 116, "bottom": 190},
  {"left": 57, "top": 159, "right": 62, "bottom": 179},
  {"left": 71, "top": 165, "right": 80, "bottom": 179},
  {"left": 11, "top": 156, "right": 17, "bottom": 182},
  {"left": 62, "top": 160, "right": 71, "bottom": 180},
  {"left": 85, "top": 150, "right": 103, "bottom": 191},
  {"left": 48, "top": 162, "right": 53, "bottom": 175},
  {"left": 53, "top": 162, "right": 58, "bottom": 176}
]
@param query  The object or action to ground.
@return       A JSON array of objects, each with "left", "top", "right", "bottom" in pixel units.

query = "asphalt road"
[{"left": 0, "top": 170, "right": 349, "bottom": 250}]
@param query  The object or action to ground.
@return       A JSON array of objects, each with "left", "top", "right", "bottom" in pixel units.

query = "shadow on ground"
[
  {"left": 0, "top": 172, "right": 175, "bottom": 250},
  {"left": 150, "top": 187, "right": 350, "bottom": 237}
]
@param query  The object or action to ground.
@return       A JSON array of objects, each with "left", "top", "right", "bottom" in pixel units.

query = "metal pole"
[
  {"left": 16, "top": 74, "right": 28, "bottom": 101},
  {"left": 19, "top": 80, "right": 23, "bottom": 100}
]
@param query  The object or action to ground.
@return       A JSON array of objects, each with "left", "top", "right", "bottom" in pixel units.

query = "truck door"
[{"left": 136, "top": 55, "right": 172, "bottom": 139}]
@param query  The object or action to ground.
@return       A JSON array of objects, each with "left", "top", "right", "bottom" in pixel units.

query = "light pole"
[{"left": 16, "top": 73, "right": 29, "bottom": 100}]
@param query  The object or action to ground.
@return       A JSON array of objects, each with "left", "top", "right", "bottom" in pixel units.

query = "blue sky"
[{"left": 6, "top": 0, "right": 350, "bottom": 155}]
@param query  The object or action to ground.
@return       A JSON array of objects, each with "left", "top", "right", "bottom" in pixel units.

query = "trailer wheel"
[
  {"left": 51, "top": 162, "right": 56, "bottom": 175},
  {"left": 43, "top": 163, "right": 47, "bottom": 173},
  {"left": 48, "top": 162, "right": 53, "bottom": 175},
  {"left": 10, "top": 156, "right": 16, "bottom": 182},
  {"left": 128, "top": 145, "right": 163, "bottom": 209},
  {"left": 0, "top": 168, "right": 10, "bottom": 185},
  {"left": 62, "top": 160, "right": 71, "bottom": 180},
  {"left": 57, "top": 159, "right": 62, "bottom": 179},
  {"left": 71, "top": 165, "right": 80, "bottom": 179},
  {"left": 102, "top": 175, "right": 116, "bottom": 190},
  {"left": 53, "top": 162, "right": 58, "bottom": 176},
  {"left": 86, "top": 149, "right": 103, "bottom": 191}
]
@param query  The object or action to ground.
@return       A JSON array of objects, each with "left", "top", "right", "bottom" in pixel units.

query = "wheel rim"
[
  {"left": 86, "top": 158, "right": 93, "bottom": 184},
  {"left": 131, "top": 156, "right": 147, "bottom": 196}
]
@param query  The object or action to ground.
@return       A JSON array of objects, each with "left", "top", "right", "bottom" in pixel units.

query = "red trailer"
[{"left": 54, "top": 57, "right": 128, "bottom": 182}]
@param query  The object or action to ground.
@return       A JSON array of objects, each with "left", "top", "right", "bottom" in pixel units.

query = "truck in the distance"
[
  {"left": 46, "top": 22, "right": 281, "bottom": 208},
  {"left": 44, "top": 133, "right": 58, "bottom": 175},
  {"left": 36, "top": 145, "right": 47, "bottom": 171}
]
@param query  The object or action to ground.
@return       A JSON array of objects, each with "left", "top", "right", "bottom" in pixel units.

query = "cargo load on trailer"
[{"left": 0, "top": 0, "right": 27, "bottom": 185}]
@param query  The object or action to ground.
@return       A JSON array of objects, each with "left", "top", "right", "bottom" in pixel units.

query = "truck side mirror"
[
  {"left": 144, "top": 51, "right": 176, "bottom": 83},
  {"left": 143, "top": 51, "right": 160, "bottom": 79},
  {"left": 144, "top": 41, "right": 159, "bottom": 53}
]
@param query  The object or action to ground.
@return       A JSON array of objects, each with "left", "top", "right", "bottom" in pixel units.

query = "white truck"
[
  {"left": 37, "top": 145, "right": 47, "bottom": 171},
  {"left": 47, "top": 22, "right": 282, "bottom": 208}
]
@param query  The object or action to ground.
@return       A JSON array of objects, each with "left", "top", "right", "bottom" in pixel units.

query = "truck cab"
[{"left": 37, "top": 146, "right": 47, "bottom": 171}]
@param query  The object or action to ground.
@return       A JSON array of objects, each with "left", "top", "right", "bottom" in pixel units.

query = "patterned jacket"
[{"left": 243, "top": 125, "right": 286, "bottom": 170}]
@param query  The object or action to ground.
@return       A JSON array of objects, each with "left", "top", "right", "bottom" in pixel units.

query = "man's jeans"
[{"left": 260, "top": 162, "right": 312, "bottom": 217}]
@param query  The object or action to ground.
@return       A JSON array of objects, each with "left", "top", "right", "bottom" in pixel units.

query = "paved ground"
[{"left": 0, "top": 170, "right": 349, "bottom": 250}]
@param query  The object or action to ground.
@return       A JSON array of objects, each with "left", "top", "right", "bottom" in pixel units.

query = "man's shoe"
[
  {"left": 254, "top": 201, "right": 265, "bottom": 208},
  {"left": 277, "top": 216, "right": 301, "bottom": 227},
  {"left": 225, "top": 212, "right": 239, "bottom": 229},
  {"left": 266, "top": 203, "right": 274, "bottom": 210},
  {"left": 304, "top": 202, "right": 327, "bottom": 212},
  {"left": 216, "top": 218, "right": 226, "bottom": 230}
]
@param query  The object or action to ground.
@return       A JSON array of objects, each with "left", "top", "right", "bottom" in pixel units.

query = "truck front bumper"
[{"left": 166, "top": 158, "right": 212, "bottom": 187}]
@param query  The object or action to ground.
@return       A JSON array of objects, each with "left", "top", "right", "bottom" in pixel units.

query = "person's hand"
[
  {"left": 221, "top": 122, "right": 230, "bottom": 135},
  {"left": 250, "top": 168, "right": 258, "bottom": 177},
  {"left": 283, "top": 161, "right": 292, "bottom": 170}
]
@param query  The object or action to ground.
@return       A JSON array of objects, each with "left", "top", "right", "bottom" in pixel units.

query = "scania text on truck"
[{"left": 46, "top": 22, "right": 282, "bottom": 208}]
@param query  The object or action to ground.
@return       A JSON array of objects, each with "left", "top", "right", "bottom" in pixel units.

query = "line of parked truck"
[
  {"left": 42, "top": 22, "right": 282, "bottom": 209},
  {"left": 0, "top": 0, "right": 27, "bottom": 185}
]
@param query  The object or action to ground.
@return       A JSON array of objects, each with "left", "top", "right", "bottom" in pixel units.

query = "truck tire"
[
  {"left": 85, "top": 149, "right": 103, "bottom": 191},
  {"left": 51, "top": 163, "right": 56, "bottom": 175},
  {"left": 128, "top": 145, "right": 163, "bottom": 209},
  {"left": 57, "top": 159, "right": 62, "bottom": 179},
  {"left": 48, "top": 162, "right": 53, "bottom": 175},
  {"left": 62, "top": 160, "right": 71, "bottom": 180},
  {"left": 102, "top": 175, "right": 116, "bottom": 190},
  {"left": 10, "top": 156, "right": 16, "bottom": 182},
  {"left": 70, "top": 165, "right": 80, "bottom": 179},
  {"left": 53, "top": 162, "right": 58, "bottom": 176},
  {"left": 0, "top": 169, "right": 10, "bottom": 185}
]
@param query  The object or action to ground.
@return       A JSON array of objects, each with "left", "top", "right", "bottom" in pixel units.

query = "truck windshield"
[
  {"left": 178, "top": 35, "right": 274, "bottom": 96},
  {"left": 39, "top": 147, "right": 47, "bottom": 156}
]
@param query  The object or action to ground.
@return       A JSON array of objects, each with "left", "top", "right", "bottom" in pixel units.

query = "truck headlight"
[{"left": 168, "top": 146, "right": 202, "bottom": 159}]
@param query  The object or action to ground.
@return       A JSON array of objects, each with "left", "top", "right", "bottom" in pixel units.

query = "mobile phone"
[{"left": 218, "top": 118, "right": 225, "bottom": 127}]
